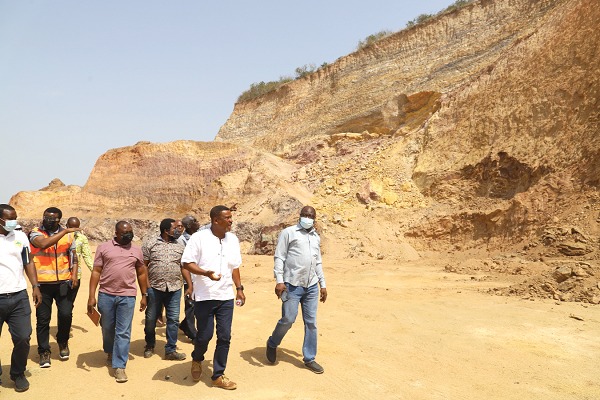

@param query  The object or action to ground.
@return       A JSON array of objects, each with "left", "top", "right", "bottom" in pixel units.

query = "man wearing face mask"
[
  {"left": 0, "top": 204, "right": 42, "bottom": 392},
  {"left": 88, "top": 221, "right": 148, "bottom": 383},
  {"left": 142, "top": 219, "right": 187, "bottom": 361},
  {"left": 28, "top": 206, "right": 80, "bottom": 368},
  {"left": 266, "top": 205, "right": 327, "bottom": 374}
]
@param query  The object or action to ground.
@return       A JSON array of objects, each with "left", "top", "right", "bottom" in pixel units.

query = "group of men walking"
[{"left": 0, "top": 203, "right": 327, "bottom": 392}]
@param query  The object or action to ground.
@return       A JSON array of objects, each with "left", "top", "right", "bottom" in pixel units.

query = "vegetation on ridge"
[{"left": 237, "top": 0, "right": 475, "bottom": 103}]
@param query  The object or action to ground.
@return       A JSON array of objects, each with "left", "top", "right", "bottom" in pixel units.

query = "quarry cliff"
[{"left": 11, "top": 0, "right": 599, "bottom": 273}]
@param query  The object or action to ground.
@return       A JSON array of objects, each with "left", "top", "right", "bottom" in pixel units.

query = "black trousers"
[
  {"left": 36, "top": 283, "right": 74, "bottom": 353},
  {"left": 179, "top": 282, "right": 197, "bottom": 339},
  {"left": 0, "top": 289, "right": 32, "bottom": 378}
]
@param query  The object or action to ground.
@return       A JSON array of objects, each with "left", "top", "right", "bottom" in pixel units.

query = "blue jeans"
[
  {"left": 192, "top": 299, "right": 233, "bottom": 380},
  {"left": 144, "top": 287, "right": 182, "bottom": 353},
  {"left": 267, "top": 283, "right": 319, "bottom": 363},
  {"left": 0, "top": 290, "right": 32, "bottom": 379},
  {"left": 97, "top": 292, "right": 135, "bottom": 369}
]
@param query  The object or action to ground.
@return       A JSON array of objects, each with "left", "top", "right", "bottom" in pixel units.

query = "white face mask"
[
  {"left": 299, "top": 217, "right": 314, "bottom": 230},
  {"left": 1, "top": 219, "right": 18, "bottom": 232}
]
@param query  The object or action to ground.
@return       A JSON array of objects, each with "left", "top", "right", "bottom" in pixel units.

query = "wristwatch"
[
  {"left": 33, "top": 284, "right": 41, "bottom": 288},
  {"left": 141, "top": 293, "right": 149, "bottom": 296},
  {"left": 236, "top": 285, "right": 244, "bottom": 291}
]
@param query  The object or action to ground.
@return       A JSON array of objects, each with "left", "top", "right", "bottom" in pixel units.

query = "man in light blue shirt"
[{"left": 266, "top": 206, "right": 327, "bottom": 374}]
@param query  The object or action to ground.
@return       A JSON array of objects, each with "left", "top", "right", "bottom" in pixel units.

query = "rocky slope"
[{"left": 10, "top": 0, "right": 600, "bottom": 302}]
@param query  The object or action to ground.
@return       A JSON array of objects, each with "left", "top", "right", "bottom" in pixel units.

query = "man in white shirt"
[
  {"left": 0, "top": 204, "right": 42, "bottom": 392},
  {"left": 181, "top": 205, "right": 245, "bottom": 390}
]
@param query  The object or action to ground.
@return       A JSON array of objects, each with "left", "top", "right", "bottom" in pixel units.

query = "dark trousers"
[
  {"left": 192, "top": 299, "right": 233, "bottom": 380},
  {"left": 36, "top": 283, "right": 74, "bottom": 353},
  {"left": 179, "top": 282, "right": 197, "bottom": 339},
  {"left": 0, "top": 290, "right": 32, "bottom": 378},
  {"left": 68, "top": 279, "right": 81, "bottom": 303}
]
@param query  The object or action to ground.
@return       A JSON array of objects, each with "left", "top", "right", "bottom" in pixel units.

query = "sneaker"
[
  {"left": 106, "top": 353, "right": 113, "bottom": 366},
  {"left": 59, "top": 343, "right": 70, "bottom": 360},
  {"left": 39, "top": 351, "right": 51, "bottom": 368},
  {"left": 304, "top": 360, "right": 324, "bottom": 374},
  {"left": 143, "top": 346, "right": 154, "bottom": 358},
  {"left": 212, "top": 375, "right": 237, "bottom": 390},
  {"left": 11, "top": 374, "right": 30, "bottom": 392},
  {"left": 165, "top": 351, "right": 186, "bottom": 361},
  {"left": 114, "top": 368, "right": 128, "bottom": 383},
  {"left": 266, "top": 342, "right": 277, "bottom": 364},
  {"left": 191, "top": 360, "right": 202, "bottom": 382}
]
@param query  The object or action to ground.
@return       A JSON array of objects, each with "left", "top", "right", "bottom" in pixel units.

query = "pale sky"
[{"left": 0, "top": 0, "right": 457, "bottom": 203}]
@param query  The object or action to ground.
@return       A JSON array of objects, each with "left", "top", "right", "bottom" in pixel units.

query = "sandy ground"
[{"left": 1, "top": 253, "right": 600, "bottom": 400}]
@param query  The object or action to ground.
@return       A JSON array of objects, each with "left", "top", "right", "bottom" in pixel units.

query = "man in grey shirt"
[{"left": 266, "top": 206, "right": 327, "bottom": 374}]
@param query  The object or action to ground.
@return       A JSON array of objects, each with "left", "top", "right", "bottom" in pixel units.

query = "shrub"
[
  {"left": 357, "top": 30, "right": 393, "bottom": 50},
  {"left": 295, "top": 63, "right": 317, "bottom": 79},
  {"left": 237, "top": 77, "right": 293, "bottom": 103},
  {"left": 444, "top": 0, "right": 472, "bottom": 13}
]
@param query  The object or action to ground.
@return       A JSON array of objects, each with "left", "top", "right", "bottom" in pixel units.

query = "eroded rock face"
[{"left": 9, "top": 0, "right": 599, "bottom": 259}]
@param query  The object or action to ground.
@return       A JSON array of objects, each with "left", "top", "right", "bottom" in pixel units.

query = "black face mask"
[
  {"left": 43, "top": 220, "right": 59, "bottom": 232},
  {"left": 171, "top": 230, "right": 182, "bottom": 240},
  {"left": 118, "top": 232, "right": 134, "bottom": 245}
]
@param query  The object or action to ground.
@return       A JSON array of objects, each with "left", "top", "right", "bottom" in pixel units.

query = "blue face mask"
[
  {"left": 1, "top": 219, "right": 18, "bottom": 232},
  {"left": 299, "top": 217, "right": 314, "bottom": 230}
]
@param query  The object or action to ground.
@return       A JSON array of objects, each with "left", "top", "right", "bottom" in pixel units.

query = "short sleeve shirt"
[
  {"left": 142, "top": 236, "right": 185, "bottom": 292},
  {"left": 180, "top": 229, "right": 242, "bottom": 301},
  {"left": 94, "top": 239, "right": 144, "bottom": 297}
]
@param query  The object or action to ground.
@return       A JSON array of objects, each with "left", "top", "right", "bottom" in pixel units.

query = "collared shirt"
[
  {"left": 74, "top": 231, "right": 94, "bottom": 279},
  {"left": 0, "top": 230, "right": 29, "bottom": 294},
  {"left": 94, "top": 239, "right": 144, "bottom": 297},
  {"left": 274, "top": 223, "right": 326, "bottom": 288},
  {"left": 142, "top": 236, "right": 185, "bottom": 292},
  {"left": 177, "top": 231, "right": 191, "bottom": 247},
  {"left": 181, "top": 229, "right": 242, "bottom": 301}
]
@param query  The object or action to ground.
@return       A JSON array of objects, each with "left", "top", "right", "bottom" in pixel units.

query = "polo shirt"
[{"left": 94, "top": 239, "right": 144, "bottom": 297}]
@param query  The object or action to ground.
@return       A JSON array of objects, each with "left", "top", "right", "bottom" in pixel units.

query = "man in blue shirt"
[{"left": 266, "top": 206, "right": 327, "bottom": 374}]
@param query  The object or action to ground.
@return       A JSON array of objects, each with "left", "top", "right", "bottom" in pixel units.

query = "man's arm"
[
  {"left": 181, "top": 268, "right": 194, "bottom": 298},
  {"left": 79, "top": 235, "right": 94, "bottom": 272},
  {"left": 182, "top": 262, "right": 221, "bottom": 281},
  {"left": 30, "top": 227, "right": 80, "bottom": 249},
  {"left": 23, "top": 254, "right": 42, "bottom": 307},
  {"left": 87, "top": 264, "right": 102, "bottom": 312},
  {"left": 314, "top": 247, "right": 327, "bottom": 302},
  {"left": 273, "top": 229, "right": 289, "bottom": 298},
  {"left": 232, "top": 268, "right": 245, "bottom": 306},
  {"left": 135, "top": 263, "right": 148, "bottom": 312},
  {"left": 70, "top": 249, "right": 79, "bottom": 288}
]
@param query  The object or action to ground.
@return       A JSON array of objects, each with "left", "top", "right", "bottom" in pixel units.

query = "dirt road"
[{"left": 1, "top": 254, "right": 599, "bottom": 399}]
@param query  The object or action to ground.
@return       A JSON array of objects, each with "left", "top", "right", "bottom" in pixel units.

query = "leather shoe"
[
  {"left": 191, "top": 360, "right": 202, "bottom": 382},
  {"left": 266, "top": 342, "right": 276, "bottom": 364},
  {"left": 304, "top": 360, "right": 324, "bottom": 374}
]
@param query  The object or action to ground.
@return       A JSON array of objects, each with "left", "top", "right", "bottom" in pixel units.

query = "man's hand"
[
  {"left": 275, "top": 283, "right": 287, "bottom": 299},
  {"left": 320, "top": 288, "right": 328, "bottom": 303},
  {"left": 206, "top": 271, "right": 222, "bottom": 281},
  {"left": 139, "top": 295, "right": 147, "bottom": 312},
  {"left": 71, "top": 276, "right": 79, "bottom": 289},
  {"left": 32, "top": 287, "right": 42, "bottom": 308},
  {"left": 185, "top": 285, "right": 194, "bottom": 299},
  {"left": 87, "top": 297, "right": 97, "bottom": 313}
]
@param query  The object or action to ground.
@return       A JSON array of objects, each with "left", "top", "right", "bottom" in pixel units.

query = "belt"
[{"left": 0, "top": 289, "right": 26, "bottom": 298}]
